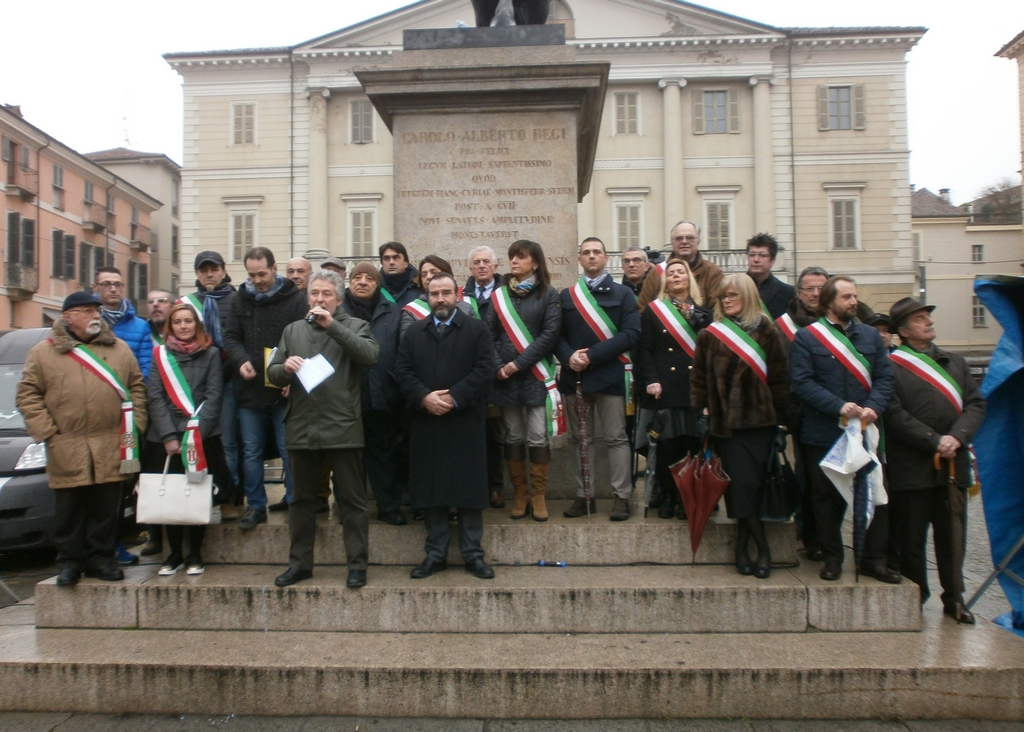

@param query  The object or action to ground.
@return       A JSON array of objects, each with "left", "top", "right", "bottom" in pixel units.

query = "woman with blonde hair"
[
  {"left": 691, "top": 273, "right": 790, "bottom": 578},
  {"left": 636, "top": 258, "right": 712, "bottom": 519}
]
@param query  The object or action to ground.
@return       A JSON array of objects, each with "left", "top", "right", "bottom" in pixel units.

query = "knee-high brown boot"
[
  {"left": 506, "top": 443, "right": 530, "bottom": 519},
  {"left": 528, "top": 445, "right": 551, "bottom": 522}
]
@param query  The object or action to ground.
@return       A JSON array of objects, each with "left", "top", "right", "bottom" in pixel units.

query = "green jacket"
[{"left": 267, "top": 308, "right": 379, "bottom": 450}]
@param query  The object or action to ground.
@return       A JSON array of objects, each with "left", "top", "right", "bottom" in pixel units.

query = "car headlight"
[{"left": 15, "top": 442, "right": 46, "bottom": 471}]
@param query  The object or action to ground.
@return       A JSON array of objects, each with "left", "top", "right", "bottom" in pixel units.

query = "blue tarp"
[{"left": 973, "top": 275, "right": 1024, "bottom": 629}]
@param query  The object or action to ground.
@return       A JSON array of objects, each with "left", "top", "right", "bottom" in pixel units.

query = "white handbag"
[{"left": 137, "top": 456, "right": 213, "bottom": 525}]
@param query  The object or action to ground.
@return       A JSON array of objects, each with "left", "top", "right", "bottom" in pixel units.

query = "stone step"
[
  {"left": 1, "top": 605, "right": 1021, "bottom": 719},
  {"left": 201, "top": 499, "right": 799, "bottom": 566},
  {"left": 34, "top": 562, "right": 919, "bottom": 633}
]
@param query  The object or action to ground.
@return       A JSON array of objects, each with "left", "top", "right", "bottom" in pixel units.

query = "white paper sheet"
[{"left": 296, "top": 353, "right": 335, "bottom": 393}]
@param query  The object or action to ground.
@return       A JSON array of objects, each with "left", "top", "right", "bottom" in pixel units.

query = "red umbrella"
[{"left": 672, "top": 445, "right": 730, "bottom": 560}]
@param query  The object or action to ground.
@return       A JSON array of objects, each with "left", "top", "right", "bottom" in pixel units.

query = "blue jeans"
[
  {"left": 219, "top": 384, "right": 240, "bottom": 500},
  {"left": 238, "top": 401, "right": 292, "bottom": 513}
]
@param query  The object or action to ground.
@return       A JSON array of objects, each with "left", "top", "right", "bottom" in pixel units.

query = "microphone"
[{"left": 306, "top": 312, "right": 317, "bottom": 324}]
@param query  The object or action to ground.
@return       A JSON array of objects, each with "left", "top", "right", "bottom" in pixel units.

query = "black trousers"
[
  {"left": 54, "top": 482, "right": 122, "bottom": 571},
  {"left": 423, "top": 507, "right": 484, "bottom": 564},
  {"left": 803, "top": 444, "right": 890, "bottom": 567},
  {"left": 363, "top": 410, "right": 403, "bottom": 515},
  {"left": 288, "top": 449, "right": 369, "bottom": 572},
  {"left": 485, "top": 412, "right": 505, "bottom": 493},
  {"left": 793, "top": 439, "right": 819, "bottom": 551},
  {"left": 890, "top": 484, "right": 967, "bottom": 606}
]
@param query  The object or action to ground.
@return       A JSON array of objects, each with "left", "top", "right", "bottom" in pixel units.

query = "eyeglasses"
[
  {"left": 97, "top": 281, "right": 124, "bottom": 289},
  {"left": 719, "top": 292, "right": 741, "bottom": 301},
  {"left": 799, "top": 286, "right": 823, "bottom": 293},
  {"left": 147, "top": 297, "right": 170, "bottom": 305},
  {"left": 621, "top": 257, "right": 646, "bottom": 265},
  {"left": 673, "top": 235, "right": 699, "bottom": 242}
]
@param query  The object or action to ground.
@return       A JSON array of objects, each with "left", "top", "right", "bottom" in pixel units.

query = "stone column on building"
[
  {"left": 307, "top": 89, "right": 330, "bottom": 254},
  {"left": 750, "top": 77, "right": 775, "bottom": 236},
  {"left": 659, "top": 78, "right": 686, "bottom": 234}
]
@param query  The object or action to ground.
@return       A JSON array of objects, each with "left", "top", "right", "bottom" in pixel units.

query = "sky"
[{"left": 2, "top": 0, "right": 1021, "bottom": 205}]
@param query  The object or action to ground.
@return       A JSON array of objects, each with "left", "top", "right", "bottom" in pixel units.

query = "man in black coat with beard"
[{"left": 395, "top": 272, "right": 497, "bottom": 580}]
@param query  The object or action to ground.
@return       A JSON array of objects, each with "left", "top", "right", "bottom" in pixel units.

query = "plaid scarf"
[{"left": 100, "top": 298, "right": 130, "bottom": 328}]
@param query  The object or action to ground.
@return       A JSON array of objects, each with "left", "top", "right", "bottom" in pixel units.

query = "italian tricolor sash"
[
  {"left": 403, "top": 300, "right": 431, "bottom": 320},
  {"left": 656, "top": 261, "right": 667, "bottom": 274},
  {"left": 151, "top": 332, "right": 165, "bottom": 347},
  {"left": 66, "top": 344, "right": 140, "bottom": 473},
  {"left": 380, "top": 288, "right": 397, "bottom": 304},
  {"left": 568, "top": 279, "right": 634, "bottom": 404},
  {"left": 178, "top": 293, "right": 203, "bottom": 317},
  {"left": 707, "top": 319, "right": 768, "bottom": 383},
  {"left": 890, "top": 346, "right": 963, "bottom": 414},
  {"left": 776, "top": 313, "right": 799, "bottom": 342},
  {"left": 457, "top": 286, "right": 481, "bottom": 319},
  {"left": 154, "top": 346, "right": 209, "bottom": 480},
  {"left": 807, "top": 319, "right": 872, "bottom": 391},
  {"left": 647, "top": 299, "right": 697, "bottom": 357},
  {"left": 492, "top": 287, "right": 566, "bottom": 436}
]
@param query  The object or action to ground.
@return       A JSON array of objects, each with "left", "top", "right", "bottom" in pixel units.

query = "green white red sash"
[
  {"left": 153, "top": 345, "right": 209, "bottom": 480},
  {"left": 706, "top": 319, "right": 768, "bottom": 383},
  {"left": 807, "top": 318, "right": 872, "bottom": 391},
  {"left": 178, "top": 293, "right": 203, "bottom": 317},
  {"left": 776, "top": 313, "right": 799, "bottom": 342},
  {"left": 890, "top": 346, "right": 963, "bottom": 414},
  {"left": 492, "top": 287, "right": 566, "bottom": 436},
  {"left": 66, "top": 344, "right": 140, "bottom": 473},
  {"left": 151, "top": 332, "right": 165, "bottom": 347},
  {"left": 647, "top": 299, "right": 697, "bottom": 357},
  {"left": 457, "top": 286, "right": 481, "bottom": 319},
  {"left": 380, "top": 288, "right": 397, "bottom": 304},
  {"left": 568, "top": 278, "right": 633, "bottom": 400},
  {"left": 403, "top": 299, "right": 431, "bottom": 320}
]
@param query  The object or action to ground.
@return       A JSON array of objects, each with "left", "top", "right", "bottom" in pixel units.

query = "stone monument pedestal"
[{"left": 355, "top": 28, "right": 608, "bottom": 290}]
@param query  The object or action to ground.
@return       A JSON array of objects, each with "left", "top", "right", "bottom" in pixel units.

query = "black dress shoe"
[
  {"left": 412, "top": 509, "right": 425, "bottom": 521},
  {"left": 83, "top": 564, "right": 124, "bottom": 582},
  {"left": 410, "top": 557, "right": 447, "bottom": 579},
  {"left": 819, "top": 562, "right": 842, "bottom": 581},
  {"left": 805, "top": 546, "right": 825, "bottom": 562},
  {"left": 753, "top": 550, "right": 772, "bottom": 580},
  {"left": 944, "top": 602, "right": 976, "bottom": 625},
  {"left": 346, "top": 569, "right": 367, "bottom": 588},
  {"left": 860, "top": 564, "right": 902, "bottom": 584},
  {"left": 465, "top": 558, "right": 495, "bottom": 579},
  {"left": 274, "top": 567, "right": 312, "bottom": 587},
  {"left": 380, "top": 511, "right": 407, "bottom": 526},
  {"left": 268, "top": 499, "right": 289, "bottom": 512},
  {"left": 56, "top": 567, "right": 80, "bottom": 586},
  {"left": 316, "top": 497, "right": 330, "bottom": 514}
]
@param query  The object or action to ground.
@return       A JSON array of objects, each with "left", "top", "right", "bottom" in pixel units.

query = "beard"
[
  {"left": 85, "top": 319, "right": 102, "bottom": 335},
  {"left": 431, "top": 304, "right": 452, "bottom": 321}
]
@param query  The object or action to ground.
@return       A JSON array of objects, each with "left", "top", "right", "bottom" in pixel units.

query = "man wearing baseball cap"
[
  {"left": 883, "top": 297, "right": 986, "bottom": 623},
  {"left": 16, "top": 292, "right": 148, "bottom": 586}
]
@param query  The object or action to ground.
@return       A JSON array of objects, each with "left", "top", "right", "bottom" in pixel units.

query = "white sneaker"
[
  {"left": 186, "top": 563, "right": 205, "bottom": 576},
  {"left": 158, "top": 558, "right": 184, "bottom": 576}
]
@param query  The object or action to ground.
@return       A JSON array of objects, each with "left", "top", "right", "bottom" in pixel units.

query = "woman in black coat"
[
  {"left": 485, "top": 240, "right": 561, "bottom": 521},
  {"left": 691, "top": 274, "right": 790, "bottom": 579},
  {"left": 636, "top": 258, "right": 712, "bottom": 519},
  {"left": 145, "top": 303, "right": 229, "bottom": 576}
]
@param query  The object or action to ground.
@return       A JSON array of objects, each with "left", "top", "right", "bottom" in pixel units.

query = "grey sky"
[{"left": 2, "top": 0, "right": 1020, "bottom": 204}]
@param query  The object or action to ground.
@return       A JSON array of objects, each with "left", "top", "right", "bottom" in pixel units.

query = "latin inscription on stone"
[{"left": 393, "top": 111, "right": 579, "bottom": 288}]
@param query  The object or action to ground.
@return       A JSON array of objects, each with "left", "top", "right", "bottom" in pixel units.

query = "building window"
[
  {"left": 230, "top": 211, "right": 256, "bottom": 261},
  {"left": 171, "top": 179, "right": 179, "bottom": 218},
  {"left": 232, "top": 102, "right": 256, "bottom": 145},
  {"left": 79, "top": 243, "right": 93, "bottom": 286},
  {"left": 971, "top": 244, "right": 984, "bottom": 263},
  {"left": 818, "top": 84, "right": 866, "bottom": 131},
  {"left": 350, "top": 210, "right": 375, "bottom": 257},
  {"left": 831, "top": 198, "right": 858, "bottom": 250},
  {"left": 1, "top": 136, "right": 10, "bottom": 162},
  {"left": 53, "top": 231, "right": 75, "bottom": 279},
  {"left": 170, "top": 273, "right": 180, "bottom": 298},
  {"left": 705, "top": 202, "right": 732, "bottom": 250},
  {"left": 171, "top": 224, "right": 180, "bottom": 266},
  {"left": 7, "top": 212, "right": 35, "bottom": 267},
  {"left": 614, "top": 92, "right": 639, "bottom": 135},
  {"left": 52, "top": 164, "right": 64, "bottom": 210},
  {"left": 350, "top": 100, "right": 374, "bottom": 144},
  {"left": 127, "top": 261, "right": 149, "bottom": 309},
  {"left": 972, "top": 296, "right": 987, "bottom": 328},
  {"left": 615, "top": 204, "right": 641, "bottom": 250},
  {"left": 694, "top": 89, "right": 738, "bottom": 135},
  {"left": 84, "top": 180, "right": 94, "bottom": 204},
  {"left": 20, "top": 144, "right": 29, "bottom": 169}
]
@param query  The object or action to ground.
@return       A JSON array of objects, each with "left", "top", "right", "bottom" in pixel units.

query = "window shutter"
[
  {"left": 21, "top": 218, "right": 35, "bottom": 267},
  {"left": 64, "top": 234, "right": 76, "bottom": 280},
  {"left": 852, "top": 84, "right": 866, "bottom": 130},
  {"left": 706, "top": 203, "right": 719, "bottom": 248},
  {"left": 79, "top": 244, "right": 90, "bottom": 286},
  {"left": 1, "top": 135, "right": 9, "bottom": 162},
  {"left": 817, "top": 86, "right": 829, "bottom": 131},
  {"left": 720, "top": 204, "right": 731, "bottom": 248},
  {"left": 693, "top": 92, "right": 705, "bottom": 135},
  {"left": 233, "top": 105, "right": 244, "bottom": 145},
  {"left": 7, "top": 212, "right": 20, "bottom": 263},
  {"left": 52, "top": 230, "right": 64, "bottom": 277},
  {"left": 361, "top": 102, "right": 373, "bottom": 142},
  {"left": 728, "top": 88, "right": 740, "bottom": 133}
]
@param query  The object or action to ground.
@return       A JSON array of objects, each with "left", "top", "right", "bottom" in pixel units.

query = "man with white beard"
[{"left": 16, "top": 292, "right": 148, "bottom": 586}]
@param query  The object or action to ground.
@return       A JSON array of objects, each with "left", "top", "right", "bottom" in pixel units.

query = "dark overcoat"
[
  {"left": 883, "top": 343, "right": 985, "bottom": 491},
  {"left": 485, "top": 283, "right": 561, "bottom": 407},
  {"left": 394, "top": 309, "right": 496, "bottom": 510},
  {"left": 755, "top": 273, "right": 797, "bottom": 321},
  {"left": 636, "top": 301, "right": 712, "bottom": 410},
  {"left": 342, "top": 293, "right": 403, "bottom": 414}
]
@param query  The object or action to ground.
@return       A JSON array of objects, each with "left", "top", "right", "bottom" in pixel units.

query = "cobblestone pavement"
[{"left": 0, "top": 714, "right": 1022, "bottom": 731}]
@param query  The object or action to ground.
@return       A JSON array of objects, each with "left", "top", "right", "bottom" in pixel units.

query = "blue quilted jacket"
[{"left": 109, "top": 300, "right": 153, "bottom": 379}]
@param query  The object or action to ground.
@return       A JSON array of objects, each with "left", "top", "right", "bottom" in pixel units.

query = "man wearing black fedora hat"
[{"left": 883, "top": 297, "right": 986, "bottom": 623}]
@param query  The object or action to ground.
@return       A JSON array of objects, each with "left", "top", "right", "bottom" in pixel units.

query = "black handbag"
[{"left": 758, "top": 437, "right": 801, "bottom": 522}]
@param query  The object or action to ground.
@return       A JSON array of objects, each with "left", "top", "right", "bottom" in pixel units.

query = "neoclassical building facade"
[{"left": 166, "top": 0, "right": 924, "bottom": 310}]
